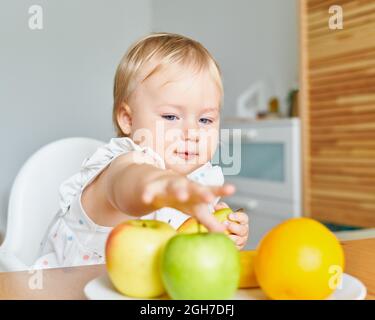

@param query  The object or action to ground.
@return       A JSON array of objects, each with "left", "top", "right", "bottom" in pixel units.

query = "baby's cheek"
[{"left": 199, "top": 134, "right": 219, "bottom": 160}]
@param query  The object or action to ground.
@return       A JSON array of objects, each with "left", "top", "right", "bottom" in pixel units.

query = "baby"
[{"left": 34, "top": 32, "right": 249, "bottom": 268}]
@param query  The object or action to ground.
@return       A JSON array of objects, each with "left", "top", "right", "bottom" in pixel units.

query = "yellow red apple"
[
  {"left": 105, "top": 219, "right": 176, "bottom": 298},
  {"left": 177, "top": 207, "right": 235, "bottom": 234}
]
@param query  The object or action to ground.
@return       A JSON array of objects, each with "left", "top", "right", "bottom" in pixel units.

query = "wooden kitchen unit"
[
  {"left": 300, "top": 0, "right": 375, "bottom": 227},
  {"left": 340, "top": 237, "right": 375, "bottom": 299}
]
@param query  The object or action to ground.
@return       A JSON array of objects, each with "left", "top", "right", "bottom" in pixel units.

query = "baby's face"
[{"left": 127, "top": 63, "right": 221, "bottom": 175}]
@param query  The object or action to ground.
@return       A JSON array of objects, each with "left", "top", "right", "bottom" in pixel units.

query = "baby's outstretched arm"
[{"left": 82, "top": 151, "right": 235, "bottom": 232}]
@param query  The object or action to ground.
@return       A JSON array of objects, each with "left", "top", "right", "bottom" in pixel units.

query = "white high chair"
[{"left": 0, "top": 137, "right": 104, "bottom": 272}]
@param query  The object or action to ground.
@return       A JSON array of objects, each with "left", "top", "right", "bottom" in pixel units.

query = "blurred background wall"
[
  {"left": 0, "top": 0, "right": 297, "bottom": 237},
  {"left": 0, "top": 0, "right": 152, "bottom": 237},
  {"left": 152, "top": 0, "right": 298, "bottom": 117}
]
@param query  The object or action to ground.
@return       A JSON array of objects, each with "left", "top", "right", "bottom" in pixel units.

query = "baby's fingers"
[
  {"left": 228, "top": 234, "right": 246, "bottom": 249},
  {"left": 189, "top": 183, "right": 236, "bottom": 204},
  {"left": 166, "top": 178, "right": 189, "bottom": 202},
  {"left": 187, "top": 183, "right": 216, "bottom": 203},
  {"left": 228, "top": 211, "right": 249, "bottom": 225},
  {"left": 193, "top": 204, "right": 226, "bottom": 233},
  {"left": 226, "top": 221, "right": 248, "bottom": 237},
  {"left": 214, "top": 202, "right": 229, "bottom": 210},
  {"left": 210, "top": 184, "right": 236, "bottom": 198},
  {"left": 142, "top": 182, "right": 166, "bottom": 204}
]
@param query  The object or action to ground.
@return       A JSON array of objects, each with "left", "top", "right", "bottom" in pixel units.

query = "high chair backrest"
[{"left": 1, "top": 137, "right": 104, "bottom": 267}]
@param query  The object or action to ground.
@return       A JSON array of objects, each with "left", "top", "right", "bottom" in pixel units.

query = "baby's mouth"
[{"left": 174, "top": 150, "right": 199, "bottom": 161}]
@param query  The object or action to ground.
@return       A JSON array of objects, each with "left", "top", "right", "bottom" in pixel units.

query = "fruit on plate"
[
  {"left": 254, "top": 217, "right": 345, "bottom": 300},
  {"left": 161, "top": 232, "right": 240, "bottom": 299},
  {"left": 238, "top": 250, "right": 259, "bottom": 288},
  {"left": 177, "top": 207, "right": 235, "bottom": 234},
  {"left": 105, "top": 219, "right": 176, "bottom": 298}
]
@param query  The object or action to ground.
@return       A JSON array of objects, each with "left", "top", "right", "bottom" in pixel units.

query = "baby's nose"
[
  {"left": 183, "top": 128, "right": 200, "bottom": 142},
  {"left": 182, "top": 120, "right": 200, "bottom": 142},
  {"left": 187, "top": 133, "right": 199, "bottom": 142}
]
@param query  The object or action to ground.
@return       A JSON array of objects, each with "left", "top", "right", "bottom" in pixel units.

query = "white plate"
[{"left": 84, "top": 273, "right": 367, "bottom": 300}]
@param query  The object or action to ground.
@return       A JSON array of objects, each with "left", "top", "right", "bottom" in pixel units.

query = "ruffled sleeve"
[
  {"left": 187, "top": 162, "right": 224, "bottom": 187},
  {"left": 187, "top": 161, "right": 225, "bottom": 210},
  {"left": 58, "top": 137, "right": 166, "bottom": 215}
]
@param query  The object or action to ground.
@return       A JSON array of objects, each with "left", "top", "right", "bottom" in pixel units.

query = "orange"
[
  {"left": 238, "top": 250, "right": 259, "bottom": 288},
  {"left": 254, "top": 218, "right": 345, "bottom": 300}
]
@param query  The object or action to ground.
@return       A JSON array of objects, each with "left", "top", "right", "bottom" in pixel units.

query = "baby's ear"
[{"left": 117, "top": 103, "right": 132, "bottom": 135}]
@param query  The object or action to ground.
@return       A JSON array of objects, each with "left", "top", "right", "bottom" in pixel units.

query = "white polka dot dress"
[{"left": 33, "top": 137, "right": 225, "bottom": 269}]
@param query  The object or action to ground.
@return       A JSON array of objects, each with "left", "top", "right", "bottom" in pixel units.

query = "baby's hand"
[
  {"left": 141, "top": 171, "right": 235, "bottom": 233},
  {"left": 214, "top": 202, "right": 249, "bottom": 250}
]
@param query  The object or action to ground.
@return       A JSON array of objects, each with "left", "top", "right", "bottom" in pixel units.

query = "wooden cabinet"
[{"left": 300, "top": 0, "right": 375, "bottom": 227}]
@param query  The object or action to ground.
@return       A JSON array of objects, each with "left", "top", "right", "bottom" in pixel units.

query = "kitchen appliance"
[{"left": 216, "top": 118, "right": 301, "bottom": 249}]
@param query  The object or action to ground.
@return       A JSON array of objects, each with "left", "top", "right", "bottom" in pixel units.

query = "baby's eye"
[
  {"left": 162, "top": 114, "right": 179, "bottom": 121},
  {"left": 199, "top": 118, "right": 213, "bottom": 125}
]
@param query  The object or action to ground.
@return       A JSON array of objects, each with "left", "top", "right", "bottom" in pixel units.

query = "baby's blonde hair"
[{"left": 112, "top": 32, "right": 223, "bottom": 137}]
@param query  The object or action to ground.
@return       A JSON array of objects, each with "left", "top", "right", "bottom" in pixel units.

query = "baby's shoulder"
[
  {"left": 109, "top": 149, "right": 162, "bottom": 170},
  {"left": 85, "top": 137, "right": 159, "bottom": 164},
  {"left": 99, "top": 137, "right": 165, "bottom": 170}
]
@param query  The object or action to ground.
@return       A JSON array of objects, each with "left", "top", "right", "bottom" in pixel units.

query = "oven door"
[{"left": 217, "top": 123, "right": 300, "bottom": 201}]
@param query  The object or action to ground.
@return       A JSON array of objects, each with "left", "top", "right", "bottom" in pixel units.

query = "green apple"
[
  {"left": 177, "top": 207, "right": 233, "bottom": 234},
  {"left": 105, "top": 219, "right": 176, "bottom": 298},
  {"left": 161, "top": 232, "right": 240, "bottom": 299}
]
